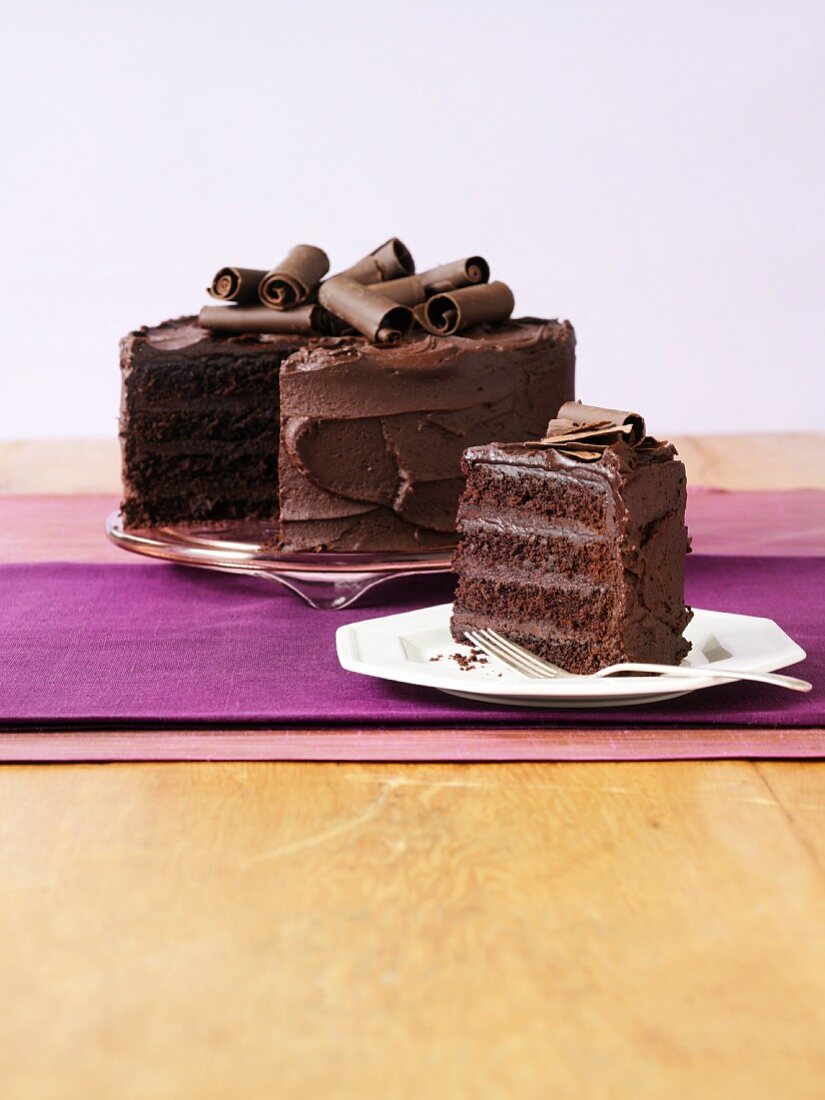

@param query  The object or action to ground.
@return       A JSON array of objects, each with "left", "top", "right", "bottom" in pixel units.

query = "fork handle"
[{"left": 610, "top": 664, "right": 811, "bottom": 693}]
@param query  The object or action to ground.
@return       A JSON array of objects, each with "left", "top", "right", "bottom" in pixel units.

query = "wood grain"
[
  {"left": 2, "top": 433, "right": 824, "bottom": 494},
  {"left": 0, "top": 439, "right": 121, "bottom": 494},
  {"left": 1, "top": 761, "right": 824, "bottom": 1099},
  {"left": 671, "top": 432, "right": 825, "bottom": 491},
  {"left": 1, "top": 439, "right": 823, "bottom": 1099},
  {"left": 1, "top": 725, "right": 824, "bottom": 763}
]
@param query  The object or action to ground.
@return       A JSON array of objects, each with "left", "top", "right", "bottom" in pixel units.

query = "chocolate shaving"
[
  {"left": 198, "top": 304, "right": 333, "bottom": 335},
  {"left": 417, "top": 257, "right": 490, "bottom": 295},
  {"left": 553, "top": 444, "right": 607, "bottom": 461},
  {"left": 318, "top": 276, "right": 413, "bottom": 344},
  {"left": 259, "top": 245, "right": 330, "bottom": 310},
  {"left": 337, "top": 238, "right": 415, "bottom": 284},
  {"left": 534, "top": 401, "right": 648, "bottom": 461},
  {"left": 544, "top": 402, "right": 646, "bottom": 444},
  {"left": 207, "top": 267, "right": 268, "bottom": 306},
  {"left": 366, "top": 275, "right": 427, "bottom": 307},
  {"left": 419, "top": 281, "right": 515, "bottom": 335},
  {"left": 539, "top": 421, "right": 634, "bottom": 446}
]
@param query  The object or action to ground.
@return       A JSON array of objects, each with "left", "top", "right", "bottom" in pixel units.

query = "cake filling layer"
[
  {"left": 459, "top": 465, "right": 613, "bottom": 534},
  {"left": 452, "top": 528, "right": 618, "bottom": 583},
  {"left": 126, "top": 358, "right": 285, "bottom": 402},
  {"left": 454, "top": 575, "right": 620, "bottom": 633}
]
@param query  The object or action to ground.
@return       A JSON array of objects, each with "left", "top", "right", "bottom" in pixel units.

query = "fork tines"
[{"left": 465, "top": 629, "right": 564, "bottom": 679}]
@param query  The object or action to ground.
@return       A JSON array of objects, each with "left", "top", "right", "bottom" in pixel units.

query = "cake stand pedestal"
[{"left": 105, "top": 513, "right": 453, "bottom": 610}]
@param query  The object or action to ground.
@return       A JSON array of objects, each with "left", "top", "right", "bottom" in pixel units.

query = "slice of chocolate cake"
[{"left": 450, "top": 403, "right": 692, "bottom": 673}]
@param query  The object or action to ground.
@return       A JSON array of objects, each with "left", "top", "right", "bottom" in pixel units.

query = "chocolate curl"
[
  {"left": 207, "top": 267, "right": 268, "bottom": 306},
  {"left": 418, "top": 256, "right": 490, "bottom": 295},
  {"left": 547, "top": 445, "right": 606, "bottom": 461},
  {"left": 543, "top": 402, "right": 647, "bottom": 445},
  {"left": 337, "top": 238, "right": 415, "bottom": 284},
  {"left": 198, "top": 304, "right": 333, "bottom": 336},
  {"left": 318, "top": 276, "right": 413, "bottom": 344},
  {"left": 259, "top": 245, "right": 330, "bottom": 310},
  {"left": 365, "top": 275, "right": 427, "bottom": 307},
  {"left": 420, "top": 281, "right": 515, "bottom": 335}
]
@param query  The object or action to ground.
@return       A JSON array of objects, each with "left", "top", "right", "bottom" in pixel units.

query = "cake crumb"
[{"left": 450, "top": 646, "right": 488, "bottom": 671}]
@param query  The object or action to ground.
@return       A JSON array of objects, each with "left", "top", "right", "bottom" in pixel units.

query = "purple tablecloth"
[{"left": 0, "top": 556, "right": 821, "bottom": 729}]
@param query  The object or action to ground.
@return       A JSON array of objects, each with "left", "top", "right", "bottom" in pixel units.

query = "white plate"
[{"left": 336, "top": 605, "right": 806, "bottom": 708}]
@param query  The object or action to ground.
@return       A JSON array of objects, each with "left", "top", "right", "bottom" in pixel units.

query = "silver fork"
[{"left": 464, "top": 629, "right": 812, "bottom": 694}]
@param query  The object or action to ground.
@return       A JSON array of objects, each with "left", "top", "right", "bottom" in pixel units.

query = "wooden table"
[{"left": 1, "top": 437, "right": 824, "bottom": 1099}]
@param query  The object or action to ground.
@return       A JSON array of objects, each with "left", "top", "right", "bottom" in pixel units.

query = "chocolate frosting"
[
  {"left": 462, "top": 434, "right": 678, "bottom": 479},
  {"left": 122, "top": 316, "right": 308, "bottom": 358},
  {"left": 278, "top": 318, "right": 575, "bottom": 547},
  {"left": 279, "top": 319, "right": 564, "bottom": 416}
]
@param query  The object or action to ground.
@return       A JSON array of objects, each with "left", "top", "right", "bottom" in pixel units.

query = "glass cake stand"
[{"left": 105, "top": 512, "right": 453, "bottom": 610}]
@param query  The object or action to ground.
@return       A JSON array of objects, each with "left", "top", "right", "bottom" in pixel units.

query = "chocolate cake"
[
  {"left": 119, "top": 316, "right": 576, "bottom": 550},
  {"left": 450, "top": 404, "right": 692, "bottom": 673}
]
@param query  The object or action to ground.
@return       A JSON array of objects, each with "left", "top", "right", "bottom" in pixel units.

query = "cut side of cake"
[
  {"left": 450, "top": 428, "right": 692, "bottom": 673},
  {"left": 119, "top": 316, "right": 575, "bottom": 551},
  {"left": 119, "top": 318, "right": 305, "bottom": 527}
]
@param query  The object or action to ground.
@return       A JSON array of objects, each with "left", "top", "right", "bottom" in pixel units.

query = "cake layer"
[
  {"left": 452, "top": 526, "right": 618, "bottom": 583},
  {"left": 454, "top": 574, "right": 618, "bottom": 632},
  {"left": 125, "top": 489, "right": 279, "bottom": 525},
  {"left": 454, "top": 565, "right": 689, "bottom": 639},
  {"left": 123, "top": 448, "right": 279, "bottom": 490},
  {"left": 450, "top": 609, "right": 690, "bottom": 673},
  {"left": 125, "top": 395, "right": 282, "bottom": 417},
  {"left": 459, "top": 464, "right": 614, "bottom": 534},
  {"left": 125, "top": 412, "right": 280, "bottom": 447}
]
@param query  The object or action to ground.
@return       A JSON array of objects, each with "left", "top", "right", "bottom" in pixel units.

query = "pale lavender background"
[{"left": 0, "top": 0, "right": 823, "bottom": 439}]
